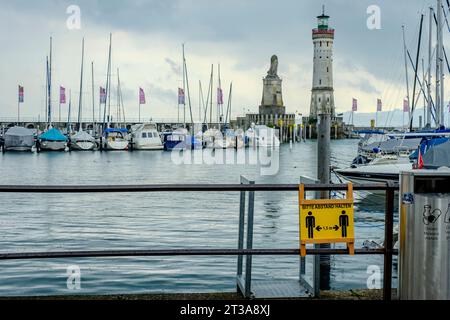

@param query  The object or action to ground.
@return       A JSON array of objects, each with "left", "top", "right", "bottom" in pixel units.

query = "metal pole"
[
  {"left": 317, "top": 108, "right": 331, "bottom": 290},
  {"left": 237, "top": 175, "right": 248, "bottom": 291},
  {"left": 244, "top": 180, "right": 255, "bottom": 298},
  {"left": 383, "top": 181, "right": 395, "bottom": 301}
]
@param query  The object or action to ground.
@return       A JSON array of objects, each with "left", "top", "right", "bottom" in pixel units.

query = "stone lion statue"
[{"left": 267, "top": 55, "right": 278, "bottom": 77}]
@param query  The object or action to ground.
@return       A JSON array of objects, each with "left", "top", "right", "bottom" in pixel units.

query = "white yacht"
[{"left": 131, "top": 123, "right": 163, "bottom": 150}]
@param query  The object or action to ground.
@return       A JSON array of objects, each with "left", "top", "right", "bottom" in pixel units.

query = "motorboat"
[
  {"left": 3, "top": 126, "right": 35, "bottom": 152},
  {"left": 131, "top": 123, "right": 163, "bottom": 150},
  {"left": 162, "top": 128, "right": 187, "bottom": 151}
]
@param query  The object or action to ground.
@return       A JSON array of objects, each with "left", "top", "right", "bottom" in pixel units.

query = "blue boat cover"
[
  {"left": 39, "top": 128, "right": 68, "bottom": 141},
  {"left": 104, "top": 128, "right": 128, "bottom": 134},
  {"left": 409, "top": 137, "right": 449, "bottom": 160}
]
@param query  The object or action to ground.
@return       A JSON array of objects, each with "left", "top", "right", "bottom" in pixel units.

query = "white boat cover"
[
  {"left": 71, "top": 131, "right": 96, "bottom": 142},
  {"left": 4, "top": 126, "right": 34, "bottom": 148}
]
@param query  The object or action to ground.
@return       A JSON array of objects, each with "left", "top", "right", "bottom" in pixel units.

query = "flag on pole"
[
  {"left": 100, "top": 87, "right": 107, "bottom": 104},
  {"left": 413, "top": 147, "right": 424, "bottom": 169},
  {"left": 403, "top": 99, "right": 410, "bottom": 112},
  {"left": 60, "top": 86, "right": 66, "bottom": 104},
  {"left": 352, "top": 98, "right": 357, "bottom": 112},
  {"left": 18, "top": 85, "right": 24, "bottom": 103},
  {"left": 139, "top": 87, "right": 146, "bottom": 104},
  {"left": 178, "top": 87, "right": 185, "bottom": 105},
  {"left": 217, "top": 88, "right": 223, "bottom": 105},
  {"left": 377, "top": 99, "right": 382, "bottom": 112}
]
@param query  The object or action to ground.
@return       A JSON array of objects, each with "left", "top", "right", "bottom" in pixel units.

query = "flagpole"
[{"left": 17, "top": 86, "right": 20, "bottom": 125}]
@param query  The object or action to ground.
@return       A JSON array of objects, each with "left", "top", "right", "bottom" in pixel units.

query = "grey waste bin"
[{"left": 399, "top": 170, "right": 450, "bottom": 300}]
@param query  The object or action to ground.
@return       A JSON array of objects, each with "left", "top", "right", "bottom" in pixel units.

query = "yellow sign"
[{"left": 298, "top": 183, "right": 355, "bottom": 256}]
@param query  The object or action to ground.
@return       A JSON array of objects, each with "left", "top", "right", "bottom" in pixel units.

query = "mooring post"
[{"left": 317, "top": 111, "right": 331, "bottom": 291}]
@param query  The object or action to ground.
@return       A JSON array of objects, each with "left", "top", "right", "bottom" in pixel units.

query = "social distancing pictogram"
[{"left": 298, "top": 183, "right": 355, "bottom": 256}]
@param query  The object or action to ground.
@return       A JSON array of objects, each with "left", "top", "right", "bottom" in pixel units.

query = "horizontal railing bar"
[
  {"left": 0, "top": 183, "right": 399, "bottom": 193},
  {"left": 0, "top": 248, "right": 398, "bottom": 260}
]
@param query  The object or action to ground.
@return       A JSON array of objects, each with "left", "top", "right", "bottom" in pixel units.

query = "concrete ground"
[{"left": 0, "top": 289, "right": 396, "bottom": 300}]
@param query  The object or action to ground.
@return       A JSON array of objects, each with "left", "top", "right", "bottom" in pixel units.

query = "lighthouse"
[{"left": 309, "top": 7, "right": 335, "bottom": 119}]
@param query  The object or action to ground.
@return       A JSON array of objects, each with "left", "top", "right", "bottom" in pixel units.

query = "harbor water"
[{"left": 0, "top": 139, "right": 396, "bottom": 296}]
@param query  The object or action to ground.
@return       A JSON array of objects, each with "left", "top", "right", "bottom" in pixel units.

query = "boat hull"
[
  {"left": 4, "top": 145, "right": 33, "bottom": 152},
  {"left": 105, "top": 140, "right": 129, "bottom": 151},
  {"left": 70, "top": 141, "right": 96, "bottom": 151},
  {"left": 134, "top": 145, "right": 164, "bottom": 150},
  {"left": 40, "top": 141, "right": 67, "bottom": 151}
]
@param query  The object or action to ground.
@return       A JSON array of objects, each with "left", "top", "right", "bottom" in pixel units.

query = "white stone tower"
[{"left": 310, "top": 7, "right": 335, "bottom": 119}]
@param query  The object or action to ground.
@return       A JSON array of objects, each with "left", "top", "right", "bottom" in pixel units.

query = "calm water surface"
[{"left": 0, "top": 140, "right": 396, "bottom": 296}]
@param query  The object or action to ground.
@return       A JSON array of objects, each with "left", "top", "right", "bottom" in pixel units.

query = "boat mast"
[
  {"left": 117, "top": 69, "right": 126, "bottom": 128},
  {"left": 67, "top": 90, "right": 72, "bottom": 133},
  {"left": 48, "top": 37, "right": 53, "bottom": 129},
  {"left": 182, "top": 44, "right": 186, "bottom": 127},
  {"left": 182, "top": 48, "right": 194, "bottom": 131},
  {"left": 428, "top": 7, "right": 433, "bottom": 127},
  {"left": 77, "top": 38, "right": 85, "bottom": 132},
  {"left": 45, "top": 56, "right": 49, "bottom": 128},
  {"left": 437, "top": 0, "right": 445, "bottom": 126},
  {"left": 203, "top": 66, "right": 212, "bottom": 125},
  {"left": 402, "top": 26, "right": 411, "bottom": 130},
  {"left": 199, "top": 80, "right": 202, "bottom": 123},
  {"left": 410, "top": 14, "right": 424, "bottom": 131},
  {"left": 217, "top": 63, "right": 222, "bottom": 131},
  {"left": 224, "top": 82, "right": 233, "bottom": 126},
  {"left": 105, "top": 34, "right": 112, "bottom": 129},
  {"left": 91, "top": 61, "right": 95, "bottom": 134},
  {"left": 209, "top": 64, "right": 214, "bottom": 128}
]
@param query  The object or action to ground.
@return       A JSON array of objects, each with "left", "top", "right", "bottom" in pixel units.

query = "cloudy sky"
[{"left": 0, "top": 0, "right": 447, "bottom": 126}]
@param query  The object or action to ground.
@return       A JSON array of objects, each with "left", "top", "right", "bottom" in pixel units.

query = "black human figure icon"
[
  {"left": 305, "top": 211, "right": 315, "bottom": 239},
  {"left": 339, "top": 210, "right": 349, "bottom": 238}
]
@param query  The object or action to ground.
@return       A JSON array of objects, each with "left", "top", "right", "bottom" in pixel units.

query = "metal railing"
[{"left": 0, "top": 180, "right": 398, "bottom": 300}]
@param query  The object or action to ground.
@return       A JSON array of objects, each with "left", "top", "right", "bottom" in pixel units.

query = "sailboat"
[
  {"left": 70, "top": 38, "right": 96, "bottom": 151},
  {"left": 337, "top": 2, "right": 449, "bottom": 184},
  {"left": 38, "top": 37, "right": 68, "bottom": 152},
  {"left": 101, "top": 34, "right": 129, "bottom": 151}
]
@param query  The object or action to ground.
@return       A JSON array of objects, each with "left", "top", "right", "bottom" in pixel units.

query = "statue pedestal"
[{"left": 259, "top": 76, "right": 285, "bottom": 115}]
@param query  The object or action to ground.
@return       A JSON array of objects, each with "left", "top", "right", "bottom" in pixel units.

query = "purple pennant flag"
[
  {"left": 139, "top": 87, "right": 146, "bottom": 104},
  {"left": 18, "top": 85, "right": 24, "bottom": 103},
  {"left": 352, "top": 98, "right": 357, "bottom": 112},
  {"left": 60, "top": 86, "right": 66, "bottom": 104}
]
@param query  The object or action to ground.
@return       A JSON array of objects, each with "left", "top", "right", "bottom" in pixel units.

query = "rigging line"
[{"left": 407, "top": 49, "right": 437, "bottom": 123}]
